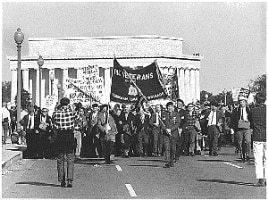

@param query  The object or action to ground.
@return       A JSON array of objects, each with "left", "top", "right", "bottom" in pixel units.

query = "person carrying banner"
[
  {"left": 134, "top": 106, "right": 151, "bottom": 157},
  {"left": 149, "top": 104, "right": 164, "bottom": 157},
  {"left": 119, "top": 104, "right": 136, "bottom": 158},
  {"left": 160, "top": 101, "right": 181, "bottom": 168}
]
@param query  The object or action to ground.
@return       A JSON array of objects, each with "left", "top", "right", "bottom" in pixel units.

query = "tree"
[
  {"left": 2, "top": 81, "right": 11, "bottom": 103},
  {"left": 15, "top": 89, "right": 31, "bottom": 110},
  {"left": 200, "top": 90, "right": 213, "bottom": 103},
  {"left": 248, "top": 74, "right": 266, "bottom": 95}
]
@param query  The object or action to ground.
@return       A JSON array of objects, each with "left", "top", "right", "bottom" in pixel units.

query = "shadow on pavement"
[
  {"left": 16, "top": 181, "right": 61, "bottom": 187},
  {"left": 197, "top": 179, "right": 255, "bottom": 187},
  {"left": 137, "top": 159, "right": 166, "bottom": 163},
  {"left": 129, "top": 164, "right": 162, "bottom": 168},
  {"left": 197, "top": 160, "right": 228, "bottom": 162}
]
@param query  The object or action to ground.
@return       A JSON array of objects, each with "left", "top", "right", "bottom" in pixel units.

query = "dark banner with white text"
[{"left": 110, "top": 59, "right": 167, "bottom": 103}]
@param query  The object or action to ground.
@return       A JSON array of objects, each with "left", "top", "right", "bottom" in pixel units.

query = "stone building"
[{"left": 8, "top": 35, "right": 202, "bottom": 107}]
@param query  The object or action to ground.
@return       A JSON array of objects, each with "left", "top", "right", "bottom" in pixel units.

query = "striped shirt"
[{"left": 52, "top": 106, "right": 76, "bottom": 130}]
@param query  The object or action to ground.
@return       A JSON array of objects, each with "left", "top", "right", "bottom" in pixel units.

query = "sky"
[{"left": 1, "top": 2, "right": 266, "bottom": 94}]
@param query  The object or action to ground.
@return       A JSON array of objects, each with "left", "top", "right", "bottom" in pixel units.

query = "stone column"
[
  {"left": 41, "top": 78, "right": 45, "bottom": 108},
  {"left": 190, "top": 69, "right": 196, "bottom": 103},
  {"left": 104, "top": 67, "right": 111, "bottom": 103},
  {"left": 36, "top": 67, "right": 40, "bottom": 106},
  {"left": 22, "top": 69, "right": 29, "bottom": 92},
  {"left": 195, "top": 69, "right": 200, "bottom": 101},
  {"left": 11, "top": 69, "right": 17, "bottom": 104},
  {"left": 184, "top": 69, "right": 190, "bottom": 104},
  {"left": 62, "top": 68, "right": 68, "bottom": 96},
  {"left": 178, "top": 68, "right": 185, "bottom": 102}
]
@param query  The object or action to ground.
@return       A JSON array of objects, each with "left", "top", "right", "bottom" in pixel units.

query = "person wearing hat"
[
  {"left": 84, "top": 103, "right": 99, "bottom": 157},
  {"left": 160, "top": 101, "right": 181, "bottom": 168},
  {"left": 20, "top": 106, "right": 39, "bottom": 158},
  {"left": 52, "top": 97, "right": 76, "bottom": 187},
  {"left": 182, "top": 102, "right": 199, "bottom": 156},
  {"left": 36, "top": 108, "right": 53, "bottom": 159},
  {"left": 203, "top": 100, "right": 224, "bottom": 156},
  {"left": 230, "top": 95, "right": 253, "bottom": 162},
  {"left": 175, "top": 99, "right": 187, "bottom": 159}
]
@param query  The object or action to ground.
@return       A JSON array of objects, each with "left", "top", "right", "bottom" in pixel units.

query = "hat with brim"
[
  {"left": 238, "top": 96, "right": 247, "bottom": 101},
  {"left": 42, "top": 108, "right": 49, "bottom": 112}
]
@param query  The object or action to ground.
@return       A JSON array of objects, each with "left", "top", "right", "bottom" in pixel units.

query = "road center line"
[
  {"left": 224, "top": 162, "right": 244, "bottom": 169},
  {"left": 125, "top": 184, "right": 137, "bottom": 197},
  {"left": 115, "top": 165, "right": 122, "bottom": 171}
]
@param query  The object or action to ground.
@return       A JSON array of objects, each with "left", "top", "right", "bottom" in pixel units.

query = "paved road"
[{"left": 2, "top": 146, "right": 266, "bottom": 199}]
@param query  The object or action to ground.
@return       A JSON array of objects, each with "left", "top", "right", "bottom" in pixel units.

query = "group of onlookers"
[{"left": 2, "top": 91, "right": 266, "bottom": 187}]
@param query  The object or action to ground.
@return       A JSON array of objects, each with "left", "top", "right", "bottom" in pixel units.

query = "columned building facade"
[{"left": 8, "top": 35, "right": 202, "bottom": 107}]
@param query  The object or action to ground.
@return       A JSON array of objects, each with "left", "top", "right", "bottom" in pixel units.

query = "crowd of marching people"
[{"left": 2, "top": 92, "right": 266, "bottom": 187}]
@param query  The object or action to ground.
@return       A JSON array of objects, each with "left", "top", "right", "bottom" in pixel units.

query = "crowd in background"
[
  {"left": 2, "top": 93, "right": 266, "bottom": 186},
  {"left": 1, "top": 97, "right": 247, "bottom": 161}
]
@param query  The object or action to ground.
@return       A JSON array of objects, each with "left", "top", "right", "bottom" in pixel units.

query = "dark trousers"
[
  {"left": 176, "top": 134, "right": 183, "bottom": 158},
  {"left": 123, "top": 133, "right": 133, "bottom": 156},
  {"left": 57, "top": 151, "right": 75, "bottom": 182},
  {"left": 38, "top": 131, "right": 51, "bottom": 159},
  {"left": 94, "top": 136, "right": 105, "bottom": 158},
  {"left": 208, "top": 125, "right": 220, "bottom": 154},
  {"left": 185, "top": 127, "right": 197, "bottom": 153},
  {"left": 163, "top": 134, "right": 177, "bottom": 166},
  {"left": 25, "top": 130, "right": 39, "bottom": 158},
  {"left": 152, "top": 127, "right": 164, "bottom": 155},
  {"left": 104, "top": 140, "right": 115, "bottom": 163},
  {"left": 137, "top": 130, "right": 149, "bottom": 156},
  {"left": 236, "top": 129, "right": 251, "bottom": 157}
]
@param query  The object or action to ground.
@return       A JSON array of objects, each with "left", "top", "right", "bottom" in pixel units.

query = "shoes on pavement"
[
  {"left": 196, "top": 150, "right": 201, "bottom": 155},
  {"left": 246, "top": 156, "right": 250, "bottom": 163},
  {"left": 164, "top": 163, "right": 170, "bottom": 168},
  {"left": 67, "top": 180, "right": 72, "bottom": 188},
  {"left": 213, "top": 152, "right": 218, "bottom": 156},
  {"left": 254, "top": 179, "right": 266, "bottom": 187},
  {"left": 60, "top": 180, "right": 66, "bottom": 187},
  {"left": 190, "top": 152, "right": 195, "bottom": 156}
]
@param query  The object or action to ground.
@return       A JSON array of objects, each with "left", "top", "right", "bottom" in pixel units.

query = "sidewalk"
[{"left": 2, "top": 138, "right": 27, "bottom": 171}]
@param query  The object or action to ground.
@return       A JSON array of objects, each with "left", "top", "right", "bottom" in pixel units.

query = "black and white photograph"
[{"left": 1, "top": 1, "right": 266, "bottom": 199}]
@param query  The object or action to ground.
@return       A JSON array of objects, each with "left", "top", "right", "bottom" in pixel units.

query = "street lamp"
[
  {"left": 37, "top": 55, "right": 44, "bottom": 108},
  {"left": 223, "top": 88, "right": 227, "bottom": 106},
  {"left": 49, "top": 72, "right": 55, "bottom": 95},
  {"left": 57, "top": 83, "right": 62, "bottom": 102},
  {"left": 14, "top": 28, "right": 24, "bottom": 130},
  {"left": 205, "top": 93, "right": 208, "bottom": 102}
]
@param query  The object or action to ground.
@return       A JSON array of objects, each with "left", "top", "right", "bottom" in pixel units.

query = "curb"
[{"left": 2, "top": 151, "right": 23, "bottom": 171}]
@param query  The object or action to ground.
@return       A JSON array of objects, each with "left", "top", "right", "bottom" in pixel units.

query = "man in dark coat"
[
  {"left": 20, "top": 106, "right": 39, "bottom": 158},
  {"left": 230, "top": 96, "right": 253, "bottom": 162},
  {"left": 134, "top": 106, "right": 151, "bottom": 157},
  {"left": 36, "top": 108, "right": 53, "bottom": 159},
  {"left": 160, "top": 101, "right": 181, "bottom": 168},
  {"left": 119, "top": 104, "right": 136, "bottom": 157},
  {"left": 203, "top": 100, "right": 224, "bottom": 156}
]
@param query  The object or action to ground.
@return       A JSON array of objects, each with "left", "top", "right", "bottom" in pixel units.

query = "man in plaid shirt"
[
  {"left": 52, "top": 97, "right": 76, "bottom": 188},
  {"left": 182, "top": 103, "right": 199, "bottom": 156}
]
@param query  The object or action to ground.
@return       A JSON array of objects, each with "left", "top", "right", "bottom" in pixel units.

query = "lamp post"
[
  {"left": 57, "top": 83, "right": 62, "bottom": 102},
  {"left": 49, "top": 72, "right": 55, "bottom": 95},
  {"left": 205, "top": 93, "right": 208, "bottom": 102},
  {"left": 37, "top": 55, "right": 44, "bottom": 108},
  {"left": 14, "top": 28, "right": 24, "bottom": 130},
  {"left": 223, "top": 88, "right": 227, "bottom": 106}
]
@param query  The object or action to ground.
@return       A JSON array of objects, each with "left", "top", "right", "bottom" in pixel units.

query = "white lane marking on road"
[
  {"left": 116, "top": 165, "right": 122, "bottom": 171},
  {"left": 125, "top": 184, "right": 137, "bottom": 197},
  {"left": 224, "top": 162, "right": 244, "bottom": 169}
]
